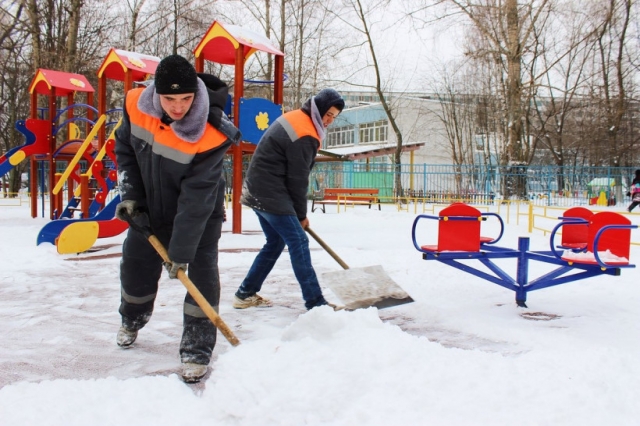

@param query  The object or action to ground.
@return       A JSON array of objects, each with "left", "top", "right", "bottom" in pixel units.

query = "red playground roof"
[
  {"left": 29, "top": 69, "right": 95, "bottom": 96},
  {"left": 194, "top": 20, "right": 284, "bottom": 65},
  {"left": 97, "top": 48, "right": 160, "bottom": 82}
]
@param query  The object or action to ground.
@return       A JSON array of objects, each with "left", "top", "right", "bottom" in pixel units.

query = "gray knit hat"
[{"left": 154, "top": 54, "right": 198, "bottom": 95}]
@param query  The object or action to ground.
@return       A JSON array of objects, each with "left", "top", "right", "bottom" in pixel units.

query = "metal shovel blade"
[{"left": 321, "top": 264, "right": 414, "bottom": 310}]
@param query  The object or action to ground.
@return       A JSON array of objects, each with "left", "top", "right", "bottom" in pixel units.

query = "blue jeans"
[{"left": 236, "top": 209, "right": 326, "bottom": 309}]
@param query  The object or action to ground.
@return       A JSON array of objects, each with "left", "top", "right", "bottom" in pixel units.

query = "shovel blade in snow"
[{"left": 321, "top": 265, "right": 413, "bottom": 310}]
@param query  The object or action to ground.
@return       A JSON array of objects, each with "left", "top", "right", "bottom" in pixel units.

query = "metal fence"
[
  {"left": 309, "top": 163, "right": 639, "bottom": 207},
  {"left": 14, "top": 159, "right": 638, "bottom": 209}
]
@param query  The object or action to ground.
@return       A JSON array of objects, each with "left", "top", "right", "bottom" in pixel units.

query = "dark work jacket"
[
  {"left": 632, "top": 176, "right": 640, "bottom": 194},
  {"left": 115, "top": 77, "right": 238, "bottom": 263},
  {"left": 240, "top": 109, "right": 320, "bottom": 220}
]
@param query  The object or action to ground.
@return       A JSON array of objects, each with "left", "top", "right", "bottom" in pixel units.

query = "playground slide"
[
  {"left": 0, "top": 119, "right": 50, "bottom": 178},
  {"left": 57, "top": 122, "right": 119, "bottom": 220},
  {"left": 58, "top": 145, "right": 118, "bottom": 220},
  {"left": 37, "top": 195, "right": 128, "bottom": 251}
]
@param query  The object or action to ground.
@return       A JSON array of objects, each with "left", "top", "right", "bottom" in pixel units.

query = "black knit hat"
[
  {"left": 154, "top": 54, "right": 198, "bottom": 95},
  {"left": 314, "top": 88, "right": 345, "bottom": 117}
]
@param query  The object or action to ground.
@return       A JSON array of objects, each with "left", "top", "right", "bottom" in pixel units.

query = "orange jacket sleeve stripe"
[{"left": 280, "top": 109, "right": 320, "bottom": 149}]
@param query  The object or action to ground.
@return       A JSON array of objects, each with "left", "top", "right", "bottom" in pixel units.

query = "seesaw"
[
  {"left": 412, "top": 203, "right": 637, "bottom": 307},
  {"left": 37, "top": 194, "right": 128, "bottom": 254}
]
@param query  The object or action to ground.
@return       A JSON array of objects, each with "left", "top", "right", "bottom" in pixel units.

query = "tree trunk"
[
  {"left": 64, "top": 0, "right": 83, "bottom": 72},
  {"left": 506, "top": 0, "right": 523, "bottom": 164},
  {"left": 26, "top": 0, "right": 43, "bottom": 71}
]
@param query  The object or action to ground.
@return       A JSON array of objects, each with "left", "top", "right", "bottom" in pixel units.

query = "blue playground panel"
[{"left": 238, "top": 97, "right": 283, "bottom": 144}]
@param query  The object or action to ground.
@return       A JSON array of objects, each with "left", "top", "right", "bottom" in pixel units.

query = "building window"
[
  {"left": 359, "top": 120, "right": 388, "bottom": 143},
  {"left": 326, "top": 125, "right": 355, "bottom": 147}
]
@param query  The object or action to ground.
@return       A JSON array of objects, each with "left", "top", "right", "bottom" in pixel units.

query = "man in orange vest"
[
  {"left": 233, "top": 88, "right": 345, "bottom": 310},
  {"left": 114, "top": 54, "right": 240, "bottom": 383}
]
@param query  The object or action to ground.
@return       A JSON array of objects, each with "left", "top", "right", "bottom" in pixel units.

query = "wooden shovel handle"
[
  {"left": 305, "top": 227, "right": 350, "bottom": 270},
  {"left": 148, "top": 235, "right": 240, "bottom": 347}
]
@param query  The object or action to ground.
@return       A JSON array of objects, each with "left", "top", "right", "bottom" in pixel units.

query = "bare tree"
[
  {"left": 0, "top": 1, "right": 23, "bottom": 47},
  {"left": 0, "top": 2, "right": 31, "bottom": 197},
  {"left": 64, "top": 0, "right": 83, "bottom": 72},
  {"left": 118, "top": 0, "right": 217, "bottom": 58},
  {"left": 528, "top": 1, "right": 596, "bottom": 194},
  {"left": 431, "top": 61, "right": 477, "bottom": 168},
  {"left": 591, "top": 0, "right": 636, "bottom": 168},
  {"left": 285, "top": 0, "right": 341, "bottom": 108},
  {"left": 331, "top": 0, "right": 408, "bottom": 199},
  {"left": 411, "top": 0, "right": 553, "bottom": 197},
  {"left": 124, "top": 0, "right": 147, "bottom": 50}
]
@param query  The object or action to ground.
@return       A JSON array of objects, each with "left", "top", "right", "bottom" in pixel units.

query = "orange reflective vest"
[
  {"left": 278, "top": 109, "right": 320, "bottom": 150},
  {"left": 126, "top": 88, "right": 227, "bottom": 163}
]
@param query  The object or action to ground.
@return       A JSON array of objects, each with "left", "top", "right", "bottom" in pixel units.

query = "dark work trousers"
[{"left": 119, "top": 194, "right": 224, "bottom": 365}]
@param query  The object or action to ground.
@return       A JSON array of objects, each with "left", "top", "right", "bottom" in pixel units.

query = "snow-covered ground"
[{"left": 1, "top": 200, "right": 639, "bottom": 425}]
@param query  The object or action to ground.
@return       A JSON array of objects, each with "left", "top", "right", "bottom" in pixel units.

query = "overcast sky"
[
  {"left": 221, "top": 1, "right": 466, "bottom": 93},
  {"left": 366, "top": 4, "right": 465, "bottom": 92}
]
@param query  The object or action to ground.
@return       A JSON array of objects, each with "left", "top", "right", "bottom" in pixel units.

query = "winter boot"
[
  {"left": 116, "top": 326, "right": 138, "bottom": 347},
  {"left": 181, "top": 363, "right": 208, "bottom": 383}
]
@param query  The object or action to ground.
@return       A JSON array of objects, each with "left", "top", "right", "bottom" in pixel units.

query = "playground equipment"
[
  {"left": 193, "top": 20, "right": 285, "bottom": 233},
  {"left": 4, "top": 69, "right": 97, "bottom": 219},
  {"left": 37, "top": 194, "right": 127, "bottom": 253},
  {"left": 50, "top": 49, "right": 160, "bottom": 216},
  {"left": 587, "top": 177, "right": 616, "bottom": 206},
  {"left": 412, "top": 203, "right": 637, "bottom": 307},
  {"left": 16, "top": 21, "right": 285, "bottom": 253},
  {"left": 30, "top": 50, "right": 160, "bottom": 252},
  {"left": 555, "top": 206, "right": 594, "bottom": 251},
  {"left": 37, "top": 122, "right": 128, "bottom": 253},
  {"left": 0, "top": 120, "right": 49, "bottom": 178}
]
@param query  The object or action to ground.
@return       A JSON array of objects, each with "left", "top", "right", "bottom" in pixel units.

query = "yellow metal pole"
[
  {"left": 410, "top": 151, "right": 414, "bottom": 193},
  {"left": 73, "top": 119, "right": 121, "bottom": 197},
  {"left": 52, "top": 114, "right": 106, "bottom": 195}
]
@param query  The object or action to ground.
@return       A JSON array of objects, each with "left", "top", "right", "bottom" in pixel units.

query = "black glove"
[
  {"left": 115, "top": 200, "right": 137, "bottom": 221},
  {"left": 116, "top": 200, "right": 150, "bottom": 230},
  {"left": 164, "top": 261, "right": 188, "bottom": 279}
]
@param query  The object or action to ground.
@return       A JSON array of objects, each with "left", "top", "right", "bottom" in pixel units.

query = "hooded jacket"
[
  {"left": 240, "top": 101, "right": 320, "bottom": 220},
  {"left": 632, "top": 172, "right": 640, "bottom": 195},
  {"left": 115, "top": 76, "right": 239, "bottom": 263}
]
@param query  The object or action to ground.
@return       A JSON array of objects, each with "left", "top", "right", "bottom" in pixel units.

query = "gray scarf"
[
  {"left": 137, "top": 78, "right": 209, "bottom": 143},
  {"left": 310, "top": 96, "right": 326, "bottom": 142}
]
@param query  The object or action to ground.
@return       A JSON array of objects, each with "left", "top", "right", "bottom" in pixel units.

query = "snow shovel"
[
  {"left": 122, "top": 212, "right": 240, "bottom": 347},
  {"left": 306, "top": 227, "right": 414, "bottom": 310}
]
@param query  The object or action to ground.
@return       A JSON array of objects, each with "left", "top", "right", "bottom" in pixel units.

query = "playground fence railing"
[
  {"left": 319, "top": 193, "right": 640, "bottom": 247},
  {"left": 526, "top": 204, "right": 640, "bottom": 247},
  {"left": 304, "top": 162, "right": 639, "bottom": 208},
  {"left": 0, "top": 192, "right": 25, "bottom": 206},
  {"left": 380, "top": 196, "right": 528, "bottom": 225},
  {"left": 0, "top": 190, "right": 121, "bottom": 214}
]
